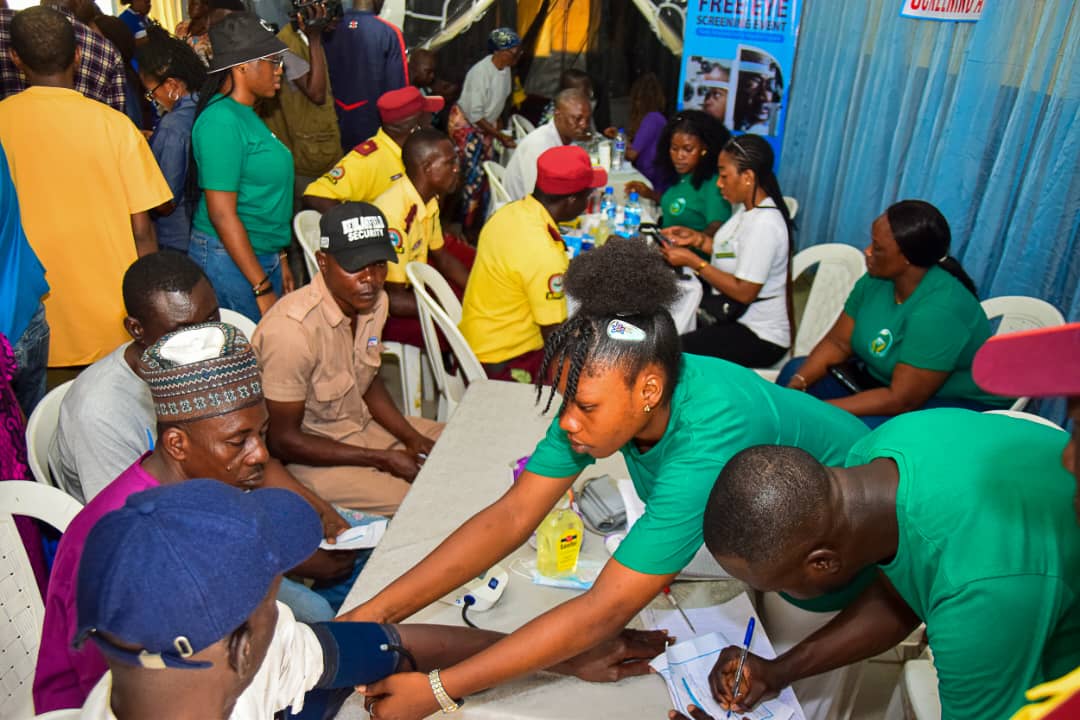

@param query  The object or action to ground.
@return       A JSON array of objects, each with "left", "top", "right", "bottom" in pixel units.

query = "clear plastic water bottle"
[
  {"left": 623, "top": 191, "right": 642, "bottom": 238},
  {"left": 612, "top": 128, "right": 627, "bottom": 170},
  {"left": 599, "top": 186, "right": 616, "bottom": 220}
]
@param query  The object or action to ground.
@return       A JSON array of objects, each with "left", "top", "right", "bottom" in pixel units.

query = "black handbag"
[
  {"left": 827, "top": 358, "right": 887, "bottom": 394},
  {"left": 699, "top": 291, "right": 772, "bottom": 324}
]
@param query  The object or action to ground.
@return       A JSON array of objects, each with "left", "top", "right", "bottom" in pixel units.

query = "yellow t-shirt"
[
  {"left": 303, "top": 128, "right": 404, "bottom": 203},
  {"left": 0, "top": 87, "right": 171, "bottom": 366},
  {"left": 460, "top": 196, "right": 568, "bottom": 364},
  {"left": 372, "top": 176, "right": 443, "bottom": 285}
]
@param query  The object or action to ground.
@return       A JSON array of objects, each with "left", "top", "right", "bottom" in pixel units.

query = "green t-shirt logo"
[
  {"left": 869, "top": 328, "right": 894, "bottom": 357},
  {"left": 667, "top": 197, "right": 687, "bottom": 216}
]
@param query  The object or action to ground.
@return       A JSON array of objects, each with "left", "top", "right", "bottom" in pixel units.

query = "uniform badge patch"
[
  {"left": 327, "top": 166, "right": 345, "bottom": 184},
  {"left": 389, "top": 229, "right": 405, "bottom": 254},
  {"left": 869, "top": 329, "right": 894, "bottom": 357},
  {"left": 545, "top": 273, "right": 565, "bottom": 300}
]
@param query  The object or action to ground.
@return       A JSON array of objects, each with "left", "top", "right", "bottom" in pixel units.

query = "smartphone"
[{"left": 639, "top": 223, "right": 670, "bottom": 247}]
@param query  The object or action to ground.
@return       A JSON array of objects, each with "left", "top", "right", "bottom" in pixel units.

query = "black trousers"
[{"left": 681, "top": 319, "right": 789, "bottom": 368}]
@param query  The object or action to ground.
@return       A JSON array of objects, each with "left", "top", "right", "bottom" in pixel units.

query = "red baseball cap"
[
  {"left": 377, "top": 86, "right": 444, "bottom": 124},
  {"left": 535, "top": 146, "right": 608, "bottom": 195},
  {"left": 973, "top": 322, "right": 1080, "bottom": 398}
]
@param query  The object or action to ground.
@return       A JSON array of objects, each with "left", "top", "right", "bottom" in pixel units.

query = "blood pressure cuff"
[
  {"left": 310, "top": 622, "right": 404, "bottom": 688},
  {"left": 285, "top": 623, "right": 405, "bottom": 720}
]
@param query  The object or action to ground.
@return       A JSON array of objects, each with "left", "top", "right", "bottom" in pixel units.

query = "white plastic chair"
[
  {"left": 984, "top": 409, "right": 1065, "bottom": 430},
  {"left": 0, "top": 481, "right": 83, "bottom": 719},
  {"left": 885, "top": 656, "right": 941, "bottom": 720},
  {"left": 483, "top": 161, "right": 511, "bottom": 216},
  {"left": 510, "top": 113, "right": 535, "bottom": 141},
  {"left": 981, "top": 296, "right": 1065, "bottom": 412},
  {"left": 25, "top": 380, "right": 74, "bottom": 487},
  {"left": 405, "top": 262, "right": 486, "bottom": 421},
  {"left": 783, "top": 196, "right": 799, "bottom": 219},
  {"left": 219, "top": 308, "right": 257, "bottom": 340},
  {"left": 292, "top": 208, "right": 424, "bottom": 416},
  {"left": 754, "top": 243, "right": 866, "bottom": 380},
  {"left": 293, "top": 209, "right": 322, "bottom": 282}
]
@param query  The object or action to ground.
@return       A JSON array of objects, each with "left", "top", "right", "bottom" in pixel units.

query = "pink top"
[{"left": 33, "top": 453, "right": 158, "bottom": 712}]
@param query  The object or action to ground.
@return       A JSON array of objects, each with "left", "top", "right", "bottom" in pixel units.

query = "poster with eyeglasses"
[{"left": 677, "top": 0, "right": 803, "bottom": 165}]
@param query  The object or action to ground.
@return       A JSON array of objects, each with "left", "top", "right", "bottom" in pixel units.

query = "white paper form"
[
  {"left": 319, "top": 518, "right": 387, "bottom": 550},
  {"left": 641, "top": 593, "right": 806, "bottom": 720}
]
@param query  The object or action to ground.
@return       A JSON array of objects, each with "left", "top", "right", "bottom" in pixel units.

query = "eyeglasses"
[
  {"left": 257, "top": 54, "right": 285, "bottom": 70},
  {"left": 144, "top": 78, "right": 166, "bottom": 103}
]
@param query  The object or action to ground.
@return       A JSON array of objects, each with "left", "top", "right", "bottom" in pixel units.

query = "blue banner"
[{"left": 677, "top": 0, "right": 804, "bottom": 165}]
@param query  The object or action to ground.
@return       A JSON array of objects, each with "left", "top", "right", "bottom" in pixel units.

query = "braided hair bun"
[
  {"left": 564, "top": 238, "right": 680, "bottom": 317},
  {"left": 537, "top": 238, "right": 684, "bottom": 413}
]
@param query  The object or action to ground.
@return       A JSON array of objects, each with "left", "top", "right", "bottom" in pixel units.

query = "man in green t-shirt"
[
  {"left": 696, "top": 409, "right": 1080, "bottom": 720},
  {"left": 972, "top": 322, "right": 1080, "bottom": 720}
]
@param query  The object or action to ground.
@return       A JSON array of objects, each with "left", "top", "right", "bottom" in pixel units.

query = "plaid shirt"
[{"left": 0, "top": 8, "right": 127, "bottom": 114}]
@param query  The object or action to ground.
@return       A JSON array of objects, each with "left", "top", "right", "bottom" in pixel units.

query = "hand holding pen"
[{"left": 708, "top": 617, "right": 786, "bottom": 715}]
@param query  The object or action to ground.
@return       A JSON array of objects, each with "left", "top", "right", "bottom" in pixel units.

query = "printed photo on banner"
[
  {"left": 678, "top": 0, "right": 803, "bottom": 164},
  {"left": 683, "top": 48, "right": 784, "bottom": 136}
]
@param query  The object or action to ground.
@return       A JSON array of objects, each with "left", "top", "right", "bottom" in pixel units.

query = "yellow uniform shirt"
[
  {"left": 0, "top": 87, "right": 171, "bottom": 366},
  {"left": 460, "top": 196, "right": 568, "bottom": 364},
  {"left": 372, "top": 176, "right": 443, "bottom": 285},
  {"left": 1011, "top": 666, "right": 1080, "bottom": 720},
  {"left": 303, "top": 127, "right": 404, "bottom": 203}
]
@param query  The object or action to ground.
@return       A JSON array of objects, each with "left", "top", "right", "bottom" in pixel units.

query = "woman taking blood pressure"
[{"left": 343, "top": 239, "right": 868, "bottom": 720}]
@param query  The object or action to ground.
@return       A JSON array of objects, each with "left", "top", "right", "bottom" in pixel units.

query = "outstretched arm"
[{"left": 356, "top": 559, "right": 678, "bottom": 720}]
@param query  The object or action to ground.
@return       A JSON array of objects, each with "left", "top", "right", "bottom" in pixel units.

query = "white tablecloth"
[{"left": 336, "top": 380, "right": 744, "bottom": 720}]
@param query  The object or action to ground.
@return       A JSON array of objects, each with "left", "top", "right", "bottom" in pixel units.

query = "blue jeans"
[
  {"left": 778, "top": 356, "right": 998, "bottom": 428},
  {"left": 274, "top": 552, "right": 370, "bottom": 623},
  {"left": 274, "top": 508, "right": 375, "bottom": 622},
  {"left": 11, "top": 303, "right": 49, "bottom": 416},
  {"left": 188, "top": 228, "right": 283, "bottom": 322}
]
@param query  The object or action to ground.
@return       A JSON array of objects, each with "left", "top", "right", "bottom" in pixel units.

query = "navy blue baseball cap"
[{"left": 75, "top": 480, "right": 321, "bottom": 670}]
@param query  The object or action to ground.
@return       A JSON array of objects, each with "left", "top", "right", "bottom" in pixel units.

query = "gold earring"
[{"left": 643, "top": 404, "right": 652, "bottom": 414}]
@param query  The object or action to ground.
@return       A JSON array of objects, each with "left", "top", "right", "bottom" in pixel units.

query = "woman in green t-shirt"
[
  {"left": 779, "top": 200, "right": 1010, "bottom": 427},
  {"left": 188, "top": 13, "right": 296, "bottom": 323},
  {"left": 341, "top": 239, "right": 869, "bottom": 719},
  {"left": 626, "top": 110, "right": 732, "bottom": 234}
]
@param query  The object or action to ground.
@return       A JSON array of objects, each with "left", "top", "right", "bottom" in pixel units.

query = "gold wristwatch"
[{"left": 428, "top": 669, "right": 463, "bottom": 713}]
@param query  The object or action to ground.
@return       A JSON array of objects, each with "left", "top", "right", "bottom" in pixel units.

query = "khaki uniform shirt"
[{"left": 252, "top": 272, "right": 388, "bottom": 444}]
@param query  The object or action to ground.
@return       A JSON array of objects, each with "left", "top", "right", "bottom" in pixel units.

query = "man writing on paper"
[{"left": 696, "top": 405, "right": 1079, "bottom": 720}]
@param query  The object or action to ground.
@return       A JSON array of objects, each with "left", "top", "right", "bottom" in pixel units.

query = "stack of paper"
[{"left": 641, "top": 593, "right": 805, "bottom": 720}]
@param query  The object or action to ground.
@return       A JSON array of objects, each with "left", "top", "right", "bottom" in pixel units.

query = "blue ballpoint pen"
[{"left": 727, "top": 617, "right": 756, "bottom": 719}]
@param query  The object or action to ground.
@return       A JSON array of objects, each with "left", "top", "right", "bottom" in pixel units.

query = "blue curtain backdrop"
[{"left": 780, "top": 0, "right": 1080, "bottom": 323}]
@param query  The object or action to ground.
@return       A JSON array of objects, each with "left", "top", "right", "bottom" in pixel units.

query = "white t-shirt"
[
  {"left": 501, "top": 121, "right": 563, "bottom": 202},
  {"left": 709, "top": 198, "right": 790, "bottom": 347},
  {"left": 458, "top": 55, "right": 512, "bottom": 126},
  {"left": 79, "top": 603, "right": 325, "bottom": 719}
]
